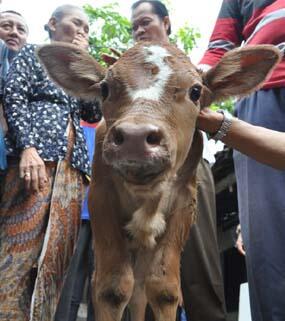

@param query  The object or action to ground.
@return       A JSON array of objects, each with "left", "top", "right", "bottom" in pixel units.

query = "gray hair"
[
  {"left": 44, "top": 4, "right": 85, "bottom": 39},
  {"left": 0, "top": 10, "right": 29, "bottom": 33}
]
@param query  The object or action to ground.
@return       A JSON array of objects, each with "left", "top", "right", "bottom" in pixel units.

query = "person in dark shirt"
[{"left": 0, "top": 5, "right": 101, "bottom": 321}]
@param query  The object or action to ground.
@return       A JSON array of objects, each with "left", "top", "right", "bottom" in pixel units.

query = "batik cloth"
[{"left": 0, "top": 159, "right": 85, "bottom": 321}]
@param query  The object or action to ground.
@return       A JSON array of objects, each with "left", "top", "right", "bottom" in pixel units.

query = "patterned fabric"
[
  {"left": 3, "top": 44, "right": 102, "bottom": 176},
  {"left": 0, "top": 159, "right": 85, "bottom": 321},
  {"left": 0, "top": 125, "right": 6, "bottom": 170},
  {"left": 200, "top": 0, "right": 285, "bottom": 89}
]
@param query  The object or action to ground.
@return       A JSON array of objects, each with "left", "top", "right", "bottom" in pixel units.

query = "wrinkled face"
[
  {"left": 102, "top": 43, "right": 202, "bottom": 186},
  {"left": 0, "top": 13, "right": 28, "bottom": 51},
  {"left": 49, "top": 8, "right": 89, "bottom": 44},
  {"left": 131, "top": 2, "right": 169, "bottom": 43}
]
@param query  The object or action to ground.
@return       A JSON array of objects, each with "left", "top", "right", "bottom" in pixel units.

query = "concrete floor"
[
  {"left": 76, "top": 304, "right": 239, "bottom": 321},
  {"left": 76, "top": 303, "right": 88, "bottom": 321}
]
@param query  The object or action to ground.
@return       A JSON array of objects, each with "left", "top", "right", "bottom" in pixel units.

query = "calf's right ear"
[
  {"left": 200, "top": 45, "right": 282, "bottom": 107},
  {"left": 36, "top": 42, "right": 107, "bottom": 101}
]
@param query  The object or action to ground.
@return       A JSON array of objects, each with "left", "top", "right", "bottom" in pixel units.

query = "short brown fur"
[{"left": 37, "top": 41, "right": 281, "bottom": 321}]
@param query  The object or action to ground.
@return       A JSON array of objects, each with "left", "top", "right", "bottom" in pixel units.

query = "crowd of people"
[
  {"left": 0, "top": 5, "right": 101, "bottom": 321},
  {"left": 0, "top": 1, "right": 284, "bottom": 321}
]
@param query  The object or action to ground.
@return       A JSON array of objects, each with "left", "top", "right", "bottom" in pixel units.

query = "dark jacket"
[{"left": 4, "top": 44, "right": 102, "bottom": 176}]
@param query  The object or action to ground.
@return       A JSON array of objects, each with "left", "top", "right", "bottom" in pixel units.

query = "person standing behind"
[
  {"left": 0, "top": 5, "right": 101, "bottom": 321},
  {"left": 130, "top": 2, "right": 227, "bottom": 321},
  {"left": 199, "top": 1, "right": 285, "bottom": 321},
  {"left": 0, "top": 10, "right": 28, "bottom": 109},
  {"left": 0, "top": 10, "right": 28, "bottom": 171}
]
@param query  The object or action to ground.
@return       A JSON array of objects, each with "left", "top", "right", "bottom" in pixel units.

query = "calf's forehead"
[{"left": 108, "top": 43, "right": 199, "bottom": 102}]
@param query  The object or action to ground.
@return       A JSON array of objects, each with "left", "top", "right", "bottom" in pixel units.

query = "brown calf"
[{"left": 38, "top": 42, "right": 280, "bottom": 321}]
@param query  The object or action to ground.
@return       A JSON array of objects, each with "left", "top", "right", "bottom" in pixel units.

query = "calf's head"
[
  {"left": 37, "top": 42, "right": 280, "bottom": 185},
  {"left": 98, "top": 43, "right": 204, "bottom": 185}
]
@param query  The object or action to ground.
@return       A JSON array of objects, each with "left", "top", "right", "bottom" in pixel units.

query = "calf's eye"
[
  {"left": 189, "top": 85, "right": 202, "bottom": 102},
  {"left": 100, "top": 82, "right": 109, "bottom": 101}
]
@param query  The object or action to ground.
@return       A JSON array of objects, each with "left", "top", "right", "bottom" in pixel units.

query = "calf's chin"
[
  {"left": 112, "top": 159, "right": 171, "bottom": 186},
  {"left": 103, "top": 146, "right": 172, "bottom": 185}
]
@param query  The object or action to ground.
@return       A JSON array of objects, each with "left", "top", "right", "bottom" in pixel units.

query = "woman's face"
[
  {"left": 0, "top": 13, "right": 28, "bottom": 51},
  {"left": 131, "top": 2, "right": 170, "bottom": 43},
  {"left": 49, "top": 8, "right": 89, "bottom": 48}
]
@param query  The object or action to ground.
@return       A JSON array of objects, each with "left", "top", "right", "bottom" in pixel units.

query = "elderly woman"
[{"left": 0, "top": 5, "right": 101, "bottom": 321}]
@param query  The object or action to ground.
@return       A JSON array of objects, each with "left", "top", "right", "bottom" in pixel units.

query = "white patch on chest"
[{"left": 128, "top": 45, "right": 172, "bottom": 101}]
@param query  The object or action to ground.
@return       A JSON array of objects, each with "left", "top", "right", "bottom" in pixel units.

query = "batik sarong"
[{"left": 0, "top": 159, "right": 85, "bottom": 321}]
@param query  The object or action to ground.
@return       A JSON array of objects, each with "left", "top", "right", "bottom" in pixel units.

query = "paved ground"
[
  {"left": 76, "top": 304, "right": 238, "bottom": 321},
  {"left": 76, "top": 303, "right": 87, "bottom": 321}
]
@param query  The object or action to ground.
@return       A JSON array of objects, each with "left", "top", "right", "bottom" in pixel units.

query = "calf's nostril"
[
  {"left": 113, "top": 129, "right": 124, "bottom": 145},
  {"left": 146, "top": 131, "right": 162, "bottom": 146},
  {"left": 111, "top": 124, "right": 163, "bottom": 148}
]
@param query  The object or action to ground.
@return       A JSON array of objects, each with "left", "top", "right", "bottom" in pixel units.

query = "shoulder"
[
  {"left": 17, "top": 43, "right": 37, "bottom": 58},
  {"left": 10, "top": 43, "right": 41, "bottom": 65},
  {"left": 11, "top": 44, "right": 44, "bottom": 71}
]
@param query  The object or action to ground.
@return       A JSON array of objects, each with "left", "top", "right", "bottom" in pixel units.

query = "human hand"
[
  {"left": 101, "top": 48, "right": 122, "bottom": 66},
  {"left": 72, "top": 35, "right": 89, "bottom": 50},
  {"left": 196, "top": 107, "right": 224, "bottom": 134},
  {"left": 235, "top": 224, "right": 246, "bottom": 256},
  {"left": 20, "top": 147, "right": 48, "bottom": 193}
]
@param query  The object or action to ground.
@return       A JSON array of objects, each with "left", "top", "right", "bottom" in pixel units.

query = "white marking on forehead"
[{"left": 128, "top": 45, "right": 172, "bottom": 101}]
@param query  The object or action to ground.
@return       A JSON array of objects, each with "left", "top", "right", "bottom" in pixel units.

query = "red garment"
[
  {"left": 200, "top": 0, "right": 285, "bottom": 89},
  {"left": 80, "top": 120, "right": 98, "bottom": 128}
]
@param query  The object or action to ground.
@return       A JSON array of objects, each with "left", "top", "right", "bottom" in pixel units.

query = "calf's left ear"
[
  {"left": 37, "top": 42, "right": 107, "bottom": 101},
  {"left": 200, "top": 45, "right": 282, "bottom": 107}
]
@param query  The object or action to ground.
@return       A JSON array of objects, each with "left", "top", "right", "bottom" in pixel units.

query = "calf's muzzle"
[
  {"left": 103, "top": 122, "right": 171, "bottom": 184},
  {"left": 111, "top": 123, "right": 163, "bottom": 155}
]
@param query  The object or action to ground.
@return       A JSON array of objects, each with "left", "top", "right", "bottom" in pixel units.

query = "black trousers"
[{"left": 54, "top": 220, "right": 95, "bottom": 321}]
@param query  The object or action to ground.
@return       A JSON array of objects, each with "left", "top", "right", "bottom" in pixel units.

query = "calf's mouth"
[{"left": 110, "top": 157, "right": 171, "bottom": 185}]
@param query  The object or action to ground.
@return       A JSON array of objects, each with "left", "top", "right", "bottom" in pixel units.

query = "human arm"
[
  {"left": 4, "top": 46, "right": 37, "bottom": 150},
  {"left": 199, "top": 0, "right": 243, "bottom": 66},
  {"left": 4, "top": 45, "right": 47, "bottom": 191},
  {"left": 197, "top": 108, "right": 285, "bottom": 170}
]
